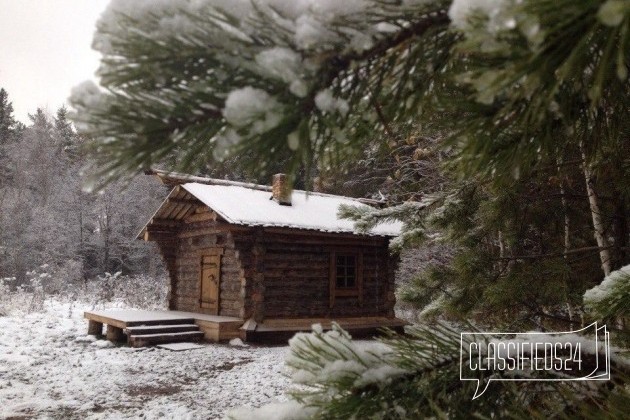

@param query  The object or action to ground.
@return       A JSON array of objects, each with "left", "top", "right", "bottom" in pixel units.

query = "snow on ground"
[{"left": 0, "top": 300, "right": 291, "bottom": 419}]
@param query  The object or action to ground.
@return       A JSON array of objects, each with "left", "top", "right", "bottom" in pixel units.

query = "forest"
[
  {"left": 1, "top": 0, "right": 629, "bottom": 418},
  {"left": 0, "top": 91, "right": 170, "bottom": 309}
]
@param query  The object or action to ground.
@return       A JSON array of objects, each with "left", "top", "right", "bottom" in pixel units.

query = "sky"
[{"left": 0, "top": 0, "right": 110, "bottom": 123}]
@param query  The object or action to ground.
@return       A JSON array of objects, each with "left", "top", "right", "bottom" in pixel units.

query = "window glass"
[{"left": 335, "top": 255, "right": 356, "bottom": 288}]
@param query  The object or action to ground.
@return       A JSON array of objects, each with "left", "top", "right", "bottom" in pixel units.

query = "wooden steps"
[
  {"left": 125, "top": 318, "right": 196, "bottom": 327},
  {"left": 125, "top": 324, "right": 199, "bottom": 335},
  {"left": 127, "top": 330, "right": 205, "bottom": 348},
  {"left": 125, "top": 321, "right": 205, "bottom": 348},
  {"left": 85, "top": 310, "right": 245, "bottom": 346}
]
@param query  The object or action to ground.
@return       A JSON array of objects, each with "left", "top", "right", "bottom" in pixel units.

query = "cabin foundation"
[
  {"left": 87, "top": 320, "right": 103, "bottom": 336},
  {"left": 106, "top": 325, "right": 125, "bottom": 342}
]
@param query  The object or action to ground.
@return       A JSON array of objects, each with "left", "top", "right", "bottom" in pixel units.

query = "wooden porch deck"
[
  {"left": 85, "top": 309, "right": 409, "bottom": 346},
  {"left": 84, "top": 309, "right": 243, "bottom": 346}
]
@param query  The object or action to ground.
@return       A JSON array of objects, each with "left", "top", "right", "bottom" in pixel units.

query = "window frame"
[{"left": 329, "top": 251, "right": 363, "bottom": 308}]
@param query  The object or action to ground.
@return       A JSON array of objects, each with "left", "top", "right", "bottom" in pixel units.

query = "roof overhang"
[{"left": 136, "top": 185, "right": 209, "bottom": 241}]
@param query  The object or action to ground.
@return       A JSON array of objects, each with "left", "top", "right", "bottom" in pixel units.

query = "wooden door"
[{"left": 200, "top": 253, "right": 221, "bottom": 314}]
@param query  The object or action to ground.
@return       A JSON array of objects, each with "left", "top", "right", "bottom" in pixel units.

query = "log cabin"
[{"left": 133, "top": 169, "right": 407, "bottom": 343}]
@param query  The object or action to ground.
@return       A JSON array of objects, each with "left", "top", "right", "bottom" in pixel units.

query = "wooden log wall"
[
  {"left": 231, "top": 229, "right": 264, "bottom": 321},
  {"left": 255, "top": 232, "right": 396, "bottom": 319},
  {"left": 153, "top": 213, "right": 397, "bottom": 321}
]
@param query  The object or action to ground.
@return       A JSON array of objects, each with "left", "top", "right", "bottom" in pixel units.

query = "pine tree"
[
  {"left": 0, "top": 88, "right": 19, "bottom": 178},
  {"left": 0, "top": 88, "right": 17, "bottom": 144},
  {"left": 54, "top": 106, "right": 76, "bottom": 149},
  {"left": 28, "top": 108, "right": 53, "bottom": 136}
]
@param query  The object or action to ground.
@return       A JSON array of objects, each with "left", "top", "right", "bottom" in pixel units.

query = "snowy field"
[{"left": 0, "top": 300, "right": 291, "bottom": 419}]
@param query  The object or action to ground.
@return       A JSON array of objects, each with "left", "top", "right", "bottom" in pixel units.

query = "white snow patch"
[
  {"left": 256, "top": 47, "right": 303, "bottom": 84},
  {"left": 75, "top": 335, "right": 98, "bottom": 343},
  {"left": 223, "top": 87, "right": 283, "bottom": 134},
  {"left": 69, "top": 81, "right": 105, "bottom": 109},
  {"left": 350, "top": 31, "right": 374, "bottom": 52},
  {"left": 354, "top": 365, "right": 408, "bottom": 388},
  {"left": 158, "top": 342, "right": 206, "bottom": 351},
  {"left": 289, "top": 80, "right": 309, "bottom": 97},
  {"left": 229, "top": 399, "right": 317, "bottom": 420},
  {"left": 310, "top": 0, "right": 368, "bottom": 20},
  {"left": 91, "top": 340, "right": 115, "bottom": 349},
  {"left": 0, "top": 299, "right": 290, "bottom": 419},
  {"left": 265, "top": 0, "right": 312, "bottom": 20},
  {"left": 229, "top": 338, "right": 248, "bottom": 347},
  {"left": 314, "top": 89, "right": 336, "bottom": 112},
  {"left": 294, "top": 14, "right": 337, "bottom": 49},
  {"left": 448, "top": 0, "right": 506, "bottom": 30},
  {"left": 314, "top": 89, "right": 349, "bottom": 116},
  {"left": 584, "top": 264, "right": 630, "bottom": 306}
]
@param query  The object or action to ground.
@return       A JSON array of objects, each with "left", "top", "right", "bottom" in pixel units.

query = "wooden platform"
[
  {"left": 240, "top": 316, "right": 408, "bottom": 344},
  {"left": 84, "top": 309, "right": 243, "bottom": 346}
]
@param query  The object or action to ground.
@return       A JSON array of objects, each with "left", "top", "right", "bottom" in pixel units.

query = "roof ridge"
[{"left": 145, "top": 168, "right": 385, "bottom": 205}]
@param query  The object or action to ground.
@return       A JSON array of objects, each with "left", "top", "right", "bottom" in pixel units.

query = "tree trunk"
[
  {"left": 581, "top": 149, "right": 612, "bottom": 277},
  {"left": 498, "top": 230, "right": 505, "bottom": 258},
  {"left": 557, "top": 158, "right": 574, "bottom": 326},
  {"left": 613, "top": 195, "right": 628, "bottom": 270}
]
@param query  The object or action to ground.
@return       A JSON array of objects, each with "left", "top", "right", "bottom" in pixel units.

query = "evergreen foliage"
[
  {"left": 0, "top": 88, "right": 20, "bottom": 181},
  {"left": 231, "top": 323, "right": 630, "bottom": 419},
  {"left": 584, "top": 265, "right": 630, "bottom": 345},
  {"left": 70, "top": 0, "right": 453, "bottom": 184},
  {"left": 54, "top": 106, "right": 77, "bottom": 149},
  {"left": 0, "top": 88, "right": 17, "bottom": 143}
]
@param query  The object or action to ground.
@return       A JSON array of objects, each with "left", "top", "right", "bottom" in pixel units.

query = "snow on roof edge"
[{"left": 181, "top": 182, "right": 402, "bottom": 237}]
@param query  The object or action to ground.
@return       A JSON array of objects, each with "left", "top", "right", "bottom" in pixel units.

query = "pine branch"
[{"left": 495, "top": 245, "right": 630, "bottom": 261}]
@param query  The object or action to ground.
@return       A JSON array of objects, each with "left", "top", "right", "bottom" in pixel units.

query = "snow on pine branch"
[
  {"left": 314, "top": 89, "right": 350, "bottom": 116},
  {"left": 338, "top": 201, "right": 429, "bottom": 251},
  {"left": 229, "top": 323, "right": 408, "bottom": 420},
  {"left": 285, "top": 323, "right": 406, "bottom": 390},
  {"left": 228, "top": 320, "right": 629, "bottom": 419},
  {"left": 70, "top": 0, "right": 451, "bottom": 179},
  {"left": 584, "top": 264, "right": 630, "bottom": 319},
  {"left": 448, "top": 0, "right": 511, "bottom": 30},
  {"left": 338, "top": 201, "right": 422, "bottom": 231},
  {"left": 73, "top": 0, "right": 627, "bottom": 186},
  {"left": 223, "top": 87, "right": 283, "bottom": 132},
  {"left": 94, "top": 0, "right": 424, "bottom": 56}
]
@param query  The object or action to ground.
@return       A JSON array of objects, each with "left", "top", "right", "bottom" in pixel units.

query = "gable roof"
[
  {"left": 181, "top": 182, "right": 402, "bottom": 236},
  {"left": 140, "top": 178, "right": 403, "bottom": 238}
]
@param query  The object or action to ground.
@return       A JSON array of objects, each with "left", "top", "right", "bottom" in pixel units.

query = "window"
[
  {"left": 336, "top": 255, "right": 357, "bottom": 289},
  {"left": 329, "top": 252, "right": 363, "bottom": 308}
]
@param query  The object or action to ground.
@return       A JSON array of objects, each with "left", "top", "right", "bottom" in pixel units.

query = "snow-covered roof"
[{"left": 180, "top": 182, "right": 402, "bottom": 236}]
